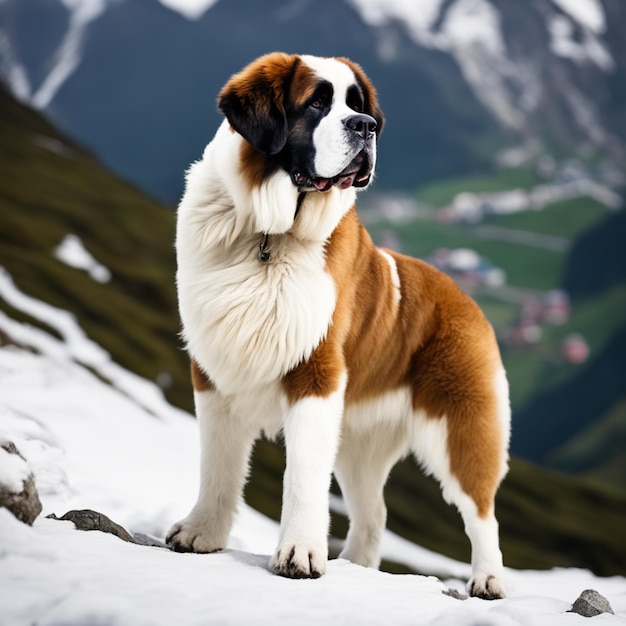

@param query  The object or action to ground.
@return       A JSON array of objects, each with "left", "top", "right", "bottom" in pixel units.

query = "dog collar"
[
  {"left": 258, "top": 233, "right": 271, "bottom": 263},
  {"left": 258, "top": 193, "right": 307, "bottom": 263}
]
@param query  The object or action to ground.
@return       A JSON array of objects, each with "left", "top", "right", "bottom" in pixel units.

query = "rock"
[
  {"left": 569, "top": 589, "right": 614, "bottom": 617},
  {"left": 0, "top": 441, "right": 42, "bottom": 525},
  {"left": 47, "top": 509, "right": 171, "bottom": 549},
  {"left": 133, "top": 532, "right": 168, "bottom": 548},
  {"left": 442, "top": 587, "right": 466, "bottom": 600},
  {"left": 47, "top": 509, "right": 136, "bottom": 543}
]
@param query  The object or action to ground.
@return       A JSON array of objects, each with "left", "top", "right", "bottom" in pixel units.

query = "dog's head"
[{"left": 218, "top": 53, "right": 384, "bottom": 194}]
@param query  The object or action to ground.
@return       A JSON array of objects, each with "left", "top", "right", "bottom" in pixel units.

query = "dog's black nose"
[{"left": 344, "top": 114, "right": 377, "bottom": 139}]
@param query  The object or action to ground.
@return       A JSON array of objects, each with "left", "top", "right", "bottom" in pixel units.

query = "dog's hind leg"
[
  {"left": 334, "top": 413, "right": 408, "bottom": 569},
  {"left": 166, "top": 383, "right": 257, "bottom": 553},
  {"left": 410, "top": 368, "right": 510, "bottom": 599}
]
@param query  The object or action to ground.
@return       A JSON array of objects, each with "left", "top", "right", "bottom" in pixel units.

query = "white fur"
[
  {"left": 166, "top": 388, "right": 259, "bottom": 553},
  {"left": 337, "top": 391, "right": 411, "bottom": 567},
  {"left": 494, "top": 365, "right": 512, "bottom": 478},
  {"left": 301, "top": 55, "right": 377, "bottom": 179},
  {"left": 270, "top": 373, "right": 346, "bottom": 577},
  {"left": 378, "top": 249, "right": 401, "bottom": 307}
]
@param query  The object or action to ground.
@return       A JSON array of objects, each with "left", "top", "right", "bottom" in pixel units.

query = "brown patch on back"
[
  {"left": 408, "top": 300, "right": 505, "bottom": 517},
  {"left": 320, "top": 209, "right": 438, "bottom": 402},
  {"left": 316, "top": 208, "right": 505, "bottom": 517},
  {"left": 190, "top": 359, "right": 214, "bottom": 393}
]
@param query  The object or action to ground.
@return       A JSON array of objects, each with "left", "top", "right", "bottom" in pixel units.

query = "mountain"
[
  {"left": 2, "top": 83, "right": 626, "bottom": 578},
  {"left": 0, "top": 81, "right": 192, "bottom": 410},
  {"left": 1, "top": 0, "right": 625, "bottom": 204}
]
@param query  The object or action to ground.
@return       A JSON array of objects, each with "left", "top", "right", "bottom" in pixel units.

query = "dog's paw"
[
  {"left": 270, "top": 544, "right": 327, "bottom": 579},
  {"left": 165, "top": 518, "right": 224, "bottom": 554},
  {"left": 467, "top": 572, "right": 507, "bottom": 600}
]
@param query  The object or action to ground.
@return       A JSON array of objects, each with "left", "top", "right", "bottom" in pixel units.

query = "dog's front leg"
[
  {"left": 167, "top": 389, "right": 257, "bottom": 553},
  {"left": 270, "top": 376, "right": 346, "bottom": 579}
]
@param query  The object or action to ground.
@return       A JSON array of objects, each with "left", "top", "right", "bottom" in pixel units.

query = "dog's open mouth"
[
  {"left": 293, "top": 171, "right": 370, "bottom": 191},
  {"left": 292, "top": 152, "right": 372, "bottom": 192}
]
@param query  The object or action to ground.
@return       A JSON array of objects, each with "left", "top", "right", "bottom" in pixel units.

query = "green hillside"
[
  {"left": 1, "top": 86, "right": 624, "bottom": 577},
  {"left": 0, "top": 83, "right": 192, "bottom": 410}
]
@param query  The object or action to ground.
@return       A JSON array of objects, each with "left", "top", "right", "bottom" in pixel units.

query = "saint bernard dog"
[{"left": 167, "top": 52, "right": 510, "bottom": 600}]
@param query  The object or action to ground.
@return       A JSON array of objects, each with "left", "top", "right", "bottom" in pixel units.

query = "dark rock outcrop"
[
  {"left": 47, "top": 509, "right": 168, "bottom": 549},
  {"left": 47, "top": 509, "right": 136, "bottom": 543}
]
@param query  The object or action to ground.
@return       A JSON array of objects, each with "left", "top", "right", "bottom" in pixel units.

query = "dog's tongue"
[
  {"left": 312, "top": 177, "right": 332, "bottom": 191},
  {"left": 339, "top": 174, "right": 356, "bottom": 189}
]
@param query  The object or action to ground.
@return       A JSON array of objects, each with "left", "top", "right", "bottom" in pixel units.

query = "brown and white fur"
[{"left": 167, "top": 52, "right": 510, "bottom": 600}]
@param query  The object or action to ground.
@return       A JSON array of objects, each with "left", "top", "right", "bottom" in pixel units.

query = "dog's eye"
[
  {"left": 347, "top": 85, "right": 364, "bottom": 113},
  {"left": 309, "top": 82, "right": 332, "bottom": 111}
]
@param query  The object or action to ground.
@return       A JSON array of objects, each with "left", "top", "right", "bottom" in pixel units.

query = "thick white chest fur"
[{"left": 176, "top": 124, "right": 354, "bottom": 395}]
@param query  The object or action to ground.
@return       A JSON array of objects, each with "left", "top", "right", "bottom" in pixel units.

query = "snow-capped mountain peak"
[
  {"left": 0, "top": 0, "right": 623, "bottom": 202},
  {"left": 551, "top": 0, "right": 606, "bottom": 34},
  {"left": 157, "top": 0, "right": 218, "bottom": 20}
]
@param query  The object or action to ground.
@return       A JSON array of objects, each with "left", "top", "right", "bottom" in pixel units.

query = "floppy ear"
[
  {"left": 338, "top": 57, "right": 385, "bottom": 136},
  {"left": 218, "top": 53, "right": 299, "bottom": 155}
]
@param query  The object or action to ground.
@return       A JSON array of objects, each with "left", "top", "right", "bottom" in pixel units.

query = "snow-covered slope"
[{"left": 1, "top": 267, "right": 625, "bottom": 625}]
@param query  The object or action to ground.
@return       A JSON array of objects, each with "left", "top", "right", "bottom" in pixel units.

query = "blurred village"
[{"left": 365, "top": 157, "right": 625, "bottom": 366}]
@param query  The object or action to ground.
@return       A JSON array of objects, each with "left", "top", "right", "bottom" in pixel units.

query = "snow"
[
  {"left": 31, "top": 0, "right": 107, "bottom": 109},
  {"left": 546, "top": 0, "right": 612, "bottom": 71},
  {"left": 348, "top": 0, "right": 446, "bottom": 45},
  {"left": 0, "top": 269, "right": 182, "bottom": 421},
  {"left": 350, "top": 0, "right": 534, "bottom": 132},
  {"left": 0, "top": 446, "right": 30, "bottom": 493},
  {"left": 53, "top": 234, "right": 111, "bottom": 283},
  {"left": 0, "top": 32, "right": 32, "bottom": 103},
  {"left": 550, "top": 0, "right": 606, "bottom": 34},
  {"left": 348, "top": 0, "right": 505, "bottom": 54},
  {"left": 1, "top": 268, "right": 625, "bottom": 625},
  {"left": 2, "top": 0, "right": 217, "bottom": 108},
  {"left": 442, "top": 0, "right": 503, "bottom": 55},
  {"left": 58, "top": 0, "right": 221, "bottom": 21},
  {"left": 157, "top": 0, "right": 219, "bottom": 20},
  {"left": 548, "top": 13, "right": 614, "bottom": 71}
]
